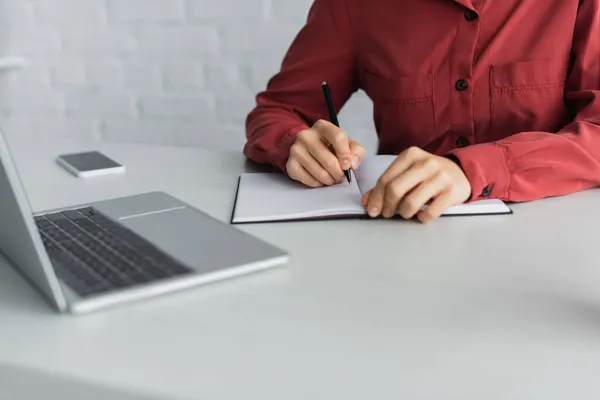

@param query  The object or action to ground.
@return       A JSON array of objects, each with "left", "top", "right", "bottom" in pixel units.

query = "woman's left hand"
[{"left": 362, "top": 147, "right": 472, "bottom": 224}]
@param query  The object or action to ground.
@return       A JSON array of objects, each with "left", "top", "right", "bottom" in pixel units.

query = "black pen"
[{"left": 321, "top": 81, "right": 352, "bottom": 184}]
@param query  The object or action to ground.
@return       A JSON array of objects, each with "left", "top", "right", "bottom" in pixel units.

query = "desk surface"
[{"left": 2, "top": 137, "right": 600, "bottom": 400}]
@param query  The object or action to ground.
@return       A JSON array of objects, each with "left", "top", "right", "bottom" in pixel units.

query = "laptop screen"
[{"left": 0, "top": 123, "right": 66, "bottom": 311}]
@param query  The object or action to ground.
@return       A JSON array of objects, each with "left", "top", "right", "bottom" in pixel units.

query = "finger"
[
  {"left": 314, "top": 119, "right": 351, "bottom": 170},
  {"left": 349, "top": 140, "right": 366, "bottom": 170},
  {"left": 366, "top": 147, "right": 426, "bottom": 217},
  {"left": 290, "top": 144, "right": 336, "bottom": 185},
  {"left": 361, "top": 190, "right": 371, "bottom": 208},
  {"left": 376, "top": 147, "right": 426, "bottom": 190},
  {"left": 398, "top": 172, "right": 448, "bottom": 219},
  {"left": 378, "top": 160, "right": 440, "bottom": 218},
  {"left": 286, "top": 158, "right": 324, "bottom": 188},
  {"left": 417, "top": 190, "right": 454, "bottom": 224},
  {"left": 307, "top": 141, "right": 346, "bottom": 182}
]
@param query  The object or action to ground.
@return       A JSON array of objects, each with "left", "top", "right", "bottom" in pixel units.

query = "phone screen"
[{"left": 58, "top": 151, "right": 122, "bottom": 172}]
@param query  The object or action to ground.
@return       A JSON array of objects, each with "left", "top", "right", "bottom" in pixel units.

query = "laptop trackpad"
[{"left": 116, "top": 207, "right": 283, "bottom": 273}]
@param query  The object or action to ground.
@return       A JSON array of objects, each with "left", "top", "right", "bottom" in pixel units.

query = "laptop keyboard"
[{"left": 35, "top": 207, "right": 192, "bottom": 298}]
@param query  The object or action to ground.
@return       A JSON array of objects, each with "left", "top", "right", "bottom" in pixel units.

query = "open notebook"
[{"left": 231, "top": 155, "right": 512, "bottom": 224}]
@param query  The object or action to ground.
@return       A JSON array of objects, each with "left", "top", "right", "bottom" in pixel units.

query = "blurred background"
[{"left": 0, "top": 0, "right": 376, "bottom": 154}]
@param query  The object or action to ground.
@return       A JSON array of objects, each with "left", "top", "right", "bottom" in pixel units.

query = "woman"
[{"left": 243, "top": 0, "right": 600, "bottom": 223}]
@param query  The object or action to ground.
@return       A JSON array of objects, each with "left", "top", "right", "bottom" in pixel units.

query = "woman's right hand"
[{"left": 286, "top": 119, "right": 366, "bottom": 187}]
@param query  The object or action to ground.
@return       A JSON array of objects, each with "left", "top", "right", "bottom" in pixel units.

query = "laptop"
[{"left": 0, "top": 127, "right": 289, "bottom": 314}]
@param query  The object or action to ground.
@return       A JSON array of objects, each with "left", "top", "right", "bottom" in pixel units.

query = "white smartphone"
[{"left": 56, "top": 151, "right": 125, "bottom": 178}]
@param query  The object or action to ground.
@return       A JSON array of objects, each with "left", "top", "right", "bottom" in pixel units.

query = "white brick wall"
[{"left": 1, "top": 0, "right": 375, "bottom": 152}]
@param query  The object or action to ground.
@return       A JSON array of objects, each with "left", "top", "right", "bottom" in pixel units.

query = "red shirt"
[{"left": 244, "top": 0, "right": 600, "bottom": 203}]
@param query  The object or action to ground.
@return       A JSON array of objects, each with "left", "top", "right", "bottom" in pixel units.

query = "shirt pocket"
[
  {"left": 363, "top": 72, "right": 435, "bottom": 152},
  {"left": 490, "top": 59, "right": 568, "bottom": 135}
]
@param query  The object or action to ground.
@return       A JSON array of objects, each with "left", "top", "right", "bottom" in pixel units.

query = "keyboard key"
[
  {"left": 34, "top": 216, "right": 51, "bottom": 227},
  {"left": 76, "top": 207, "right": 96, "bottom": 216},
  {"left": 137, "top": 262, "right": 173, "bottom": 279},
  {"left": 45, "top": 213, "right": 67, "bottom": 222},
  {"left": 61, "top": 210, "right": 85, "bottom": 220}
]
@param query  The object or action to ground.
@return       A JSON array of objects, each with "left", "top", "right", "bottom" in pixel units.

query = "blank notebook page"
[
  {"left": 354, "top": 155, "right": 397, "bottom": 194},
  {"left": 232, "top": 172, "right": 365, "bottom": 223}
]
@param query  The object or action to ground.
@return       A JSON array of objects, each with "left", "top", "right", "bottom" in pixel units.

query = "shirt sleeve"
[
  {"left": 243, "top": 0, "right": 358, "bottom": 172},
  {"left": 448, "top": 0, "right": 600, "bottom": 203}
]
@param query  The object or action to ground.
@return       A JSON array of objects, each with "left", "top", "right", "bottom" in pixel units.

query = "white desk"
[
  {"left": 0, "top": 364, "right": 160, "bottom": 400},
  {"left": 2, "top": 137, "right": 600, "bottom": 400}
]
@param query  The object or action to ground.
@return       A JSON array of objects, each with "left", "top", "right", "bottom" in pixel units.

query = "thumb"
[{"left": 349, "top": 140, "right": 366, "bottom": 169}]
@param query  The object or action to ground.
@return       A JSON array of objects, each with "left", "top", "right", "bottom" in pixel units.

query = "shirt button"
[
  {"left": 456, "top": 136, "right": 470, "bottom": 147},
  {"left": 481, "top": 185, "right": 492, "bottom": 197},
  {"left": 464, "top": 9, "right": 478, "bottom": 21},
  {"left": 455, "top": 79, "right": 469, "bottom": 91}
]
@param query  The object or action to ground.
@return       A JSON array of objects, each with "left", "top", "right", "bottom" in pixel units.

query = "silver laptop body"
[{"left": 0, "top": 128, "right": 289, "bottom": 314}]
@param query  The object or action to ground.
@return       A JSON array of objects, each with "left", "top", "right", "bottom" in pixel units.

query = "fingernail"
[
  {"left": 341, "top": 159, "right": 350, "bottom": 170},
  {"left": 352, "top": 156, "right": 360, "bottom": 169},
  {"left": 368, "top": 207, "right": 379, "bottom": 217}
]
